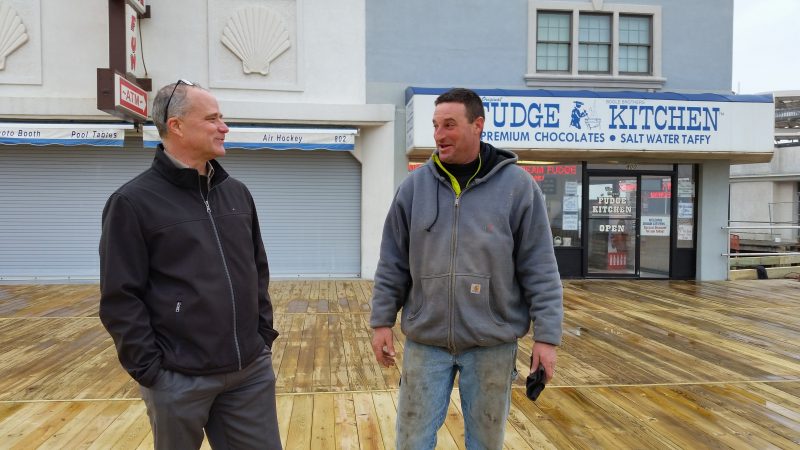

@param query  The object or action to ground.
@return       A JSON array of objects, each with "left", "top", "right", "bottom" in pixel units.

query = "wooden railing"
[{"left": 723, "top": 225, "right": 800, "bottom": 280}]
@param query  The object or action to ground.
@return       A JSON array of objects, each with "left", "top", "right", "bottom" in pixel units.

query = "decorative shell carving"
[
  {"left": 0, "top": 2, "right": 28, "bottom": 70},
  {"left": 221, "top": 6, "right": 291, "bottom": 76}
]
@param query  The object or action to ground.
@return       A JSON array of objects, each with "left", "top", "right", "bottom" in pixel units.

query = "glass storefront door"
[
  {"left": 586, "top": 172, "right": 672, "bottom": 278},
  {"left": 639, "top": 175, "right": 671, "bottom": 278},
  {"left": 587, "top": 176, "right": 638, "bottom": 275}
]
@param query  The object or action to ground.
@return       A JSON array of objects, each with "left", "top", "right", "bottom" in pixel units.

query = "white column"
[
  {"left": 359, "top": 120, "right": 396, "bottom": 279},
  {"left": 696, "top": 160, "right": 731, "bottom": 280}
]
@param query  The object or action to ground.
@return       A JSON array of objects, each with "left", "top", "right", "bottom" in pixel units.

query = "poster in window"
[
  {"left": 678, "top": 223, "right": 693, "bottom": 241},
  {"left": 562, "top": 213, "right": 579, "bottom": 231},
  {"left": 640, "top": 215, "right": 670, "bottom": 236},
  {"left": 678, "top": 178, "right": 694, "bottom": 197},
  {"left": 565, "top": 181, "right": 578, "bottom": 196},
  {"left": 563, "top": 195, "right": 578, "bottom": 212},
  {"left": 678, "top": 202, "right": 693, "bottom": 219}
]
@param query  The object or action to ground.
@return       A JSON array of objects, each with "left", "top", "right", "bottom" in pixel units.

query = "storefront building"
[
  {"left": 0, "top": 0, "right": 779, "bottom": 281},
  {"left": 367, "top": 0, "right": 775, "bottom": 280},
  {"left": 406, "top": 88, "right": 773, "bottom": 279},
  {"left": 0, "top": 0, "right": 396, "bottom": 280}
]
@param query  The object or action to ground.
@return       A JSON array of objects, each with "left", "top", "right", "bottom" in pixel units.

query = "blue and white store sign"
[
  {"left": 143, "top": 126, "right": 357, "bottom": 151},
  {"left": 0, "top": 123, "right": 133, "bottom": 147},
  {"left": 405, "top": 88, "right": 774, "bottom": 155}
]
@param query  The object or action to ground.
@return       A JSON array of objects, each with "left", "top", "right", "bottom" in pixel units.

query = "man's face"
[
  {"left": 432, "top": 102, "right": 484, "bottom": 164},
  {"left": 175, "top": 88, "right": 229, "bottom": 161}
]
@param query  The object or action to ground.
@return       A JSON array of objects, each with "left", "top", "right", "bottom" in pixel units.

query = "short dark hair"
[{"left": 434, "top": 88, "right": 485, "bottom": 123}]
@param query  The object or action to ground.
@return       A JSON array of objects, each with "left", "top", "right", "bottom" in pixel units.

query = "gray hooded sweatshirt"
[{"left": 370, "top": 144, "right": 563, "bottom": 353}]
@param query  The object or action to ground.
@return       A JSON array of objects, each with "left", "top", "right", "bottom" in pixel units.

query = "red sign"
[
  {"left": 519, "top": 165, "right": 577, "bottom": 182},
  {"left": 127, "top": 0, "right": 146, "bottom": 15},
  {"left": 125, "top": 4, "right": 139, "bottom": 75},
  {"left": 114, "top": 73, "right": 147, "bottom": 120}
]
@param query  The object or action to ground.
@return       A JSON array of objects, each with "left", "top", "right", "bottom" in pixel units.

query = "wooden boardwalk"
[{"left": 1, "top": 280, "right": 799, "bottom": 449}]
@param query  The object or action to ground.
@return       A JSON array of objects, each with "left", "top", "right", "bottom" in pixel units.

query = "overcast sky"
[{"left": 732, "top": 0, "right": 799, "bottom": 94}]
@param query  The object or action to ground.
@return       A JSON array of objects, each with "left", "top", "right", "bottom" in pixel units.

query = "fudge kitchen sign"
[{"left": 405, "top": 88, "right": 773, "bottom": 155}]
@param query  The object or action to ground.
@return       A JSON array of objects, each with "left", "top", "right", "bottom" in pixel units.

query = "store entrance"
[{"left": 585, "top": 172, "right": 673, "bottom": 278}]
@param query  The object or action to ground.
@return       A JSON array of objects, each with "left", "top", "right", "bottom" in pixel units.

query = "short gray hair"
[{"left": 151, "top": 80, "right": 206, "bottom": 138}]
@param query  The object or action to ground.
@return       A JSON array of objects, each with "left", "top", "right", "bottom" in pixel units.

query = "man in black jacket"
[{"left": 99, "top": 80, "right": 282, "bottom": 449}]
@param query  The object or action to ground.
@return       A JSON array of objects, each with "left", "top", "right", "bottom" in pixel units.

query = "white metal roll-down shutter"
[
  {"left": 0, "top": 147, "right": 361, "bottom": 279},
  {"left": 221, "top": 149, "right": 361, "bottom": 278},
  {"left": 0, "top": 146, "right": 154, "bottom": 279}
]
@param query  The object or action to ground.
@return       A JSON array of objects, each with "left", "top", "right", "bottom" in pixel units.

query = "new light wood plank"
[
  {"left": 50, "top": 401, "right": 133, "bottom": 449},
  {"left": 285, "top": 394, "right": 313, "bottom": 450},
  {"left": 353, "top": 392, "right": 384, "bottom": 450},
  {"left": 6, "top": 402, "right": 78, "bottom": 449},
  {"left": 276, "top": 394, "right": 294, "bottom": 447},
  {"left": 310, "top": 393, "right": 335, "bottom": 450},
  {"left": 3, "top": 279, "right": 800, "bottom": 449},
  {"left": 371, "top": 392, "right": 397, "bottom": 450},
  {"left": 334, "top": 394, "right": 359, "bottom": 450},
  {"left": 443, "top": 390, "right": 466, "bottom": 450},
  {"left": 86, "top": 402, "right": 148, "bottom": 450}
]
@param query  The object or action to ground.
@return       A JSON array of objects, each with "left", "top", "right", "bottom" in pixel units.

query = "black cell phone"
[{"left": 526, "top": 361, "right": 547, "bottom": 401}]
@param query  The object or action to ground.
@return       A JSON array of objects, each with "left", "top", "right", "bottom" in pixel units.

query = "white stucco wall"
[
  {"left": 730, "top": 179, "right": 798, "bottom": 243},
  {"left": 729, "top": 181, "right": 773, "bottom": 241},
  {"left": 355, "top": 121, "right": 397, "bottom": 279},
  {"left": 0, "top": 0, "right": 396, "bottom": 280},
  {"left": 697, "top": 160, "right": 731, "bottom": 280},
  {"left": 0, "top": 0, "right": 367, "bottom": 118}
]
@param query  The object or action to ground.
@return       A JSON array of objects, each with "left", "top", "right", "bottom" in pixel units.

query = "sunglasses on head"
[{"left": 163, "top": 79, "right": 195, "bottom": 124}]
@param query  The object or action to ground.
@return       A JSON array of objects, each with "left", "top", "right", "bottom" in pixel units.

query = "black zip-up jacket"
[{"left": 99, "top": 146, "right": 279, "bottom": 387}]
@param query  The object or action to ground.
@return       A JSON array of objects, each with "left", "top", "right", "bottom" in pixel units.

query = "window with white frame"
[
  {"left": 619, "top": 15, "right": 651, "bottom": 73},
  {"left": 527, "top": 1, "right": 663, "bottom": 89},
  {"left": 536, "top": 12, "right": 571, "bottom": 71},
  {"left": 578, "top": 14, "right": 611, "bottom": 73}
]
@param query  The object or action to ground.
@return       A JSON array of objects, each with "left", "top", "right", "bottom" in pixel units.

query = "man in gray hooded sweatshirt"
[{"left": 370, "top": 88, "right": 563, "bottom": 450}]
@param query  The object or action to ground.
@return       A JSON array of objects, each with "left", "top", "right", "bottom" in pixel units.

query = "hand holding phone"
[{"left": 526, "top": 360, "right": 547, "bottom": 401}]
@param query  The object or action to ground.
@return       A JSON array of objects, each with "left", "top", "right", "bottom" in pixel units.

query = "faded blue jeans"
[{"left": 396, "top": 339, "right": 518, "bottom": 450}]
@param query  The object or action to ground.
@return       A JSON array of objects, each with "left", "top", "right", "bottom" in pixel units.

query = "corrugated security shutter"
[
  {"left": 0, "top": 145, "right": 153, "bottom": 279},
  {"left": 221, "top": 149, "right": 361, "bottom": 278},
  {"left": 0, "top": 146, "right": 361, "bottom": 279}
]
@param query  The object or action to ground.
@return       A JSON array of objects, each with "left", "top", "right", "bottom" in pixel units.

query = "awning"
[
  {"left": 0, "top": 123, "right": 133, "bottom": 147},
  {"left": 143, "top": 125, "right": 358, "bottom": 151}
]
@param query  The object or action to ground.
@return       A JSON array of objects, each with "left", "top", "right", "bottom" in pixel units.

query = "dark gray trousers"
[{"left": 140, "top": 347, "right": 282, "bottom": 450}]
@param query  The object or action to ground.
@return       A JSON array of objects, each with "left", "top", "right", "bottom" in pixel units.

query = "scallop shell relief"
[
  {"left": 221, "top": 6, "right": 291, "bottom": 76},
  {"left": 0, "top": 2, "right": 28, "bottom": 70}
]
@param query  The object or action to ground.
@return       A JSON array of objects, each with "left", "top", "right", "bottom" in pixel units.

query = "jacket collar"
[
  {"left": 427, "top": 142, "right": 517, "bottom": 184},
  {"left": 152, "top": 144, "right": 229, "bottom": 189}
]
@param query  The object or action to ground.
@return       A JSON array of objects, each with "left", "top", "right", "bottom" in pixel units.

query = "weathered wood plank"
[{"left": 2, "top": 280, "right": 800, "bottom": 449}]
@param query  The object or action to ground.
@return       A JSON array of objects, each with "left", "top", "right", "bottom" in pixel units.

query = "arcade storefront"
[{"left": 405, "top": 88, "right": 774, "bottom": 280}]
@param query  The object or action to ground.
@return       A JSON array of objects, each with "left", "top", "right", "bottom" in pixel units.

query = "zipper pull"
[
  {"left": 175, "top": 301, "right": 182, "bottom": 313},
  {"left": 455, "top": 197, "right": 460, "bottom": 207},
  {"left": 204, "top": 200, "right": 211, "bottom": 213}
]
